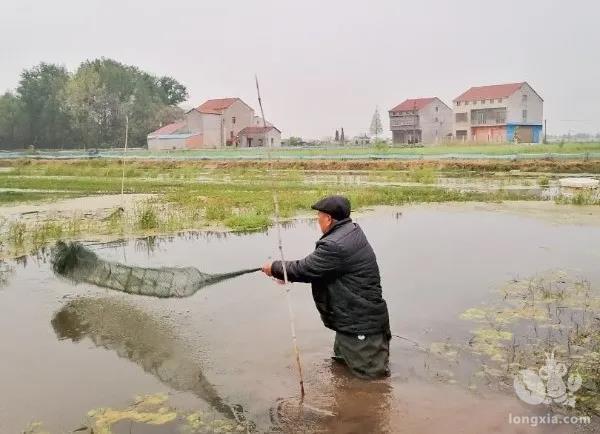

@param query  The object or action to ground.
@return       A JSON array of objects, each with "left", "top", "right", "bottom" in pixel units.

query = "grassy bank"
[
  {"left": 0, "top": 158, "right": 588, "bottom": 258},
  {"left": 6, "top": 141, "right": 600, "bottom": 159}
]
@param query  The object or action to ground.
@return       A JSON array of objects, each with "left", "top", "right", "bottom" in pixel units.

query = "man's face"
[{"left": 317, "top": 211, "right": 333, "bottom": 234}]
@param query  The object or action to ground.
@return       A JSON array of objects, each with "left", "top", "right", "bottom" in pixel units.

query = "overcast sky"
[{"left": 2, "top": 0, "right": 598, "bottom": 139}]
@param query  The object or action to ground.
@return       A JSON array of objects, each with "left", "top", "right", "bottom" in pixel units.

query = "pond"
[{"left": 1, "top": 203, "right": 600, "bottom": 433}]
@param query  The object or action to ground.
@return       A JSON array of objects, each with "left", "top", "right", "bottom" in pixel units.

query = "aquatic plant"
[
  {"left": 460, "top": 271, "right": 600, "bottom": 415},
  {"left": 408, "top": 167, "right": 438, "bottom": 184},
  {"left": 137, "top": 206, "right": 159, "bottom": 230},
  {"left": 538, "top": 176, "right": 551, "bottom": 187},
  {"left": 7, "top": 221, "right": 26, "bottom": 249}
]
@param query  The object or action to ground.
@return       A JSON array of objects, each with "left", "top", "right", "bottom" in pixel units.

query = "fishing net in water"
[{"left": 51, "top": 241, "right": 259, "bottom": 298}]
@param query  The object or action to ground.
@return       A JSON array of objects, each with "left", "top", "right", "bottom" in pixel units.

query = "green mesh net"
[{"left": 51, "top": 241, "right": 259, "bottom": 298}]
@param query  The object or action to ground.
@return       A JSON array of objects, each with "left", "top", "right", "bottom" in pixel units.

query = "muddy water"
[{"left": 2, "top": 204, "right": 600, "bottom": 433}]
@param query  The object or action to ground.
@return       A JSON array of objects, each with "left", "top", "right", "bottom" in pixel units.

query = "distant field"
[{"left": 2, "top": 142, "right": 600, "bottom": 160}]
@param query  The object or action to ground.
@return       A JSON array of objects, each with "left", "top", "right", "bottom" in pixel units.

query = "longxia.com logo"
[
  {"left": 513, "top": 352, "right": 582, "bottom": 407},
  {"left": 508, "top": 413, "right": 591, "bottom": 427}
]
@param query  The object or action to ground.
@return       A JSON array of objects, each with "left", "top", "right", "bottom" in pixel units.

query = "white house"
[
  {"left": 388, "top": 97, "right": 453, "bottom": 145},
  {"left": 453, "top": 82, "right": 544, "bottom": 143},
  {"left": 147, "top": 98, "right": 280, "bottom": 150},
  {"left": 238, "top": 126, "right": 281, "bottom": 147}
]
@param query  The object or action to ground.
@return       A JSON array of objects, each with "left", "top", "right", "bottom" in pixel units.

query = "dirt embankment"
[{"left": 3, "top": 158, "right": 600, "bottom": 173}]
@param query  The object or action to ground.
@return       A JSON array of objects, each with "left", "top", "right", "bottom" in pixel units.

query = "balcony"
[
  {"left": 390, "top": 115, "right": 419, "bottom": 130},
  {"left": 470, "top": 118, "right": 506, "bottom": 126},
  {"left": 470, "top": 108, "right": 506, "bottom": 126}
]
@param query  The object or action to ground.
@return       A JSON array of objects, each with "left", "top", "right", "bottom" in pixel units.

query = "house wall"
[
  {"left": 419, "top": 98, "right": 453, "bottom": 145},
  {"left": 185, "top": 110, "right": 204, "bottom": 133},
  {"left": 147, "top": 136, "right": 187, "bottom": 151},
  {"left": 505, "top": 82, "right": 543, "bottom": 129},
  {"left": 222, "top": 100, "right": 254, "bottom": 144},
  {"left": 471, "top": 126, "right": 506, "bottom": 142},
  {"left": 185, "top": 133, "right": 204, "bottom": 149},
  {"left": 201, "top": 113, "right": 222, "bottom": 148},
  {"left": 240, "top": 130, "right": 281, "bottom": 147},
  {"left": 453, "top": 97, "right": 510, "bottom": 141}
]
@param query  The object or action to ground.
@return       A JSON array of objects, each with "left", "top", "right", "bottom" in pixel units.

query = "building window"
[
  {"left": 456, "top": 101, "right": 460, "bottom": 106},
  {"left": 232, "top": 117, "right": 236, "bottom": 124},
  {"left": 522, "top": 94, "right": 527, "bottom": 102},
  {"left": 271, "top": 137, "right": 274, "bottom": 145},
  {"left": 489, "top": 99, "right": 494, "bottom": 104},
  {"left": 522, "top": 110, "right": 528, "bottom": 122},
  {"left": 434, "top": 117, "right": 438, "bottom": 122},
  {"left": 497, "top": 99, "right": 502, "bottom": 103},
  {"left": 481, "top": 100, "right": 485, "bottom": 104},
  {"left": 435, "top": 106, "right": 439, "bottom": 112},
  {"left": 259, "top": 138, "right": 264, "bottom": 146},
  {"left": 455, "top": 112, "right": 468, "bottom": 122}
]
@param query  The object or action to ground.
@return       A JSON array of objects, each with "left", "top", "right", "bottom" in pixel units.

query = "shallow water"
[{"left": 2, "top": 204, "right": 600, "bottom": 433}]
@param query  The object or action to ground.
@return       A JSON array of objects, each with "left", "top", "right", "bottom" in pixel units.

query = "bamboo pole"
[{"left": 255, "top": 75, "right": 305, "bottom": 398}]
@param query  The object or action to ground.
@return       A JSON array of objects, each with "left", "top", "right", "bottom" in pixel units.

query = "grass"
[
  {"left": 0, "top": 190, "right": 76, "bottom": 205},
  {"left": 13, "top": 141, "right": 599, "bottom": 158},
  {"left": 0, "top": 158, "right": 594, "bottom": 258}
]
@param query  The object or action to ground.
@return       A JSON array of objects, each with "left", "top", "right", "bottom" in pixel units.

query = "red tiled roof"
[
  {"left": 389, "top": 98, "right": 436, "bottom": 113},
  {"left": 197, "top": 108, "right": 222, "bottom": 115},
  {"left": 196, "top": 98, "right": 239, "bottom": 112},
  {"left": 148, "top": 121, "right": 185, "bottom": 136},
  {"left": 238, "top": 126, "right": 280, "bottom": 135},
  {"left": 454, "top": 82, "right": 524, "bottom": 102}
]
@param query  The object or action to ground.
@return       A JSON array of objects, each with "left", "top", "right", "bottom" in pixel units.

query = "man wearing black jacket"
[{"left": 261, "top": 195, "right": 391, "bottom": 379}]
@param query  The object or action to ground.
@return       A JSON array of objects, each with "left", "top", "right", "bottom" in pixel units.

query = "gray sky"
[{"left": 2, "top": 0, "right": 599, "bottom": 139}]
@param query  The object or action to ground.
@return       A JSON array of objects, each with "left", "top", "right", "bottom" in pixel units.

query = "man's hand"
[{"left": 261, "top": 261, "right": 273, "bottom": 277}]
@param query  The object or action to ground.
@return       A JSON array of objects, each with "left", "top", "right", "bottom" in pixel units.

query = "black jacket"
[{"left": 272, "top": 218, "right": 390, "bottom": 337}]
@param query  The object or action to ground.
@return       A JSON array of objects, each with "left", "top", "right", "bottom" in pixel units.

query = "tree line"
[{"left": 0, "top": 58, "right": 188, "bottom": 150}]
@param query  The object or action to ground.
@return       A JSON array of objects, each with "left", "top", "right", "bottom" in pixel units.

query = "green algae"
[
  {"left": 459, "top": 271, "right": 600, "bottom": 415},
  {"left": 80, "top": 393, "right": 247, "bottom": 434}
]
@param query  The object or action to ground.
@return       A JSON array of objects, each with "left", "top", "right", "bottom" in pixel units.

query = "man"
[{"left": 262, "top": 195, "right": 391, "bottom": 379}]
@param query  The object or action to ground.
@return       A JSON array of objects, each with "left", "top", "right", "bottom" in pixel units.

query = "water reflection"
[
  {"left": 270, "top": 362, "right": 393, "bottom": 433},
  {"left": 51, "top": 297, "right": 250, "bottom": 425},
  {"left": 0, "top": 260, "right": 14, "bottom": 287}
]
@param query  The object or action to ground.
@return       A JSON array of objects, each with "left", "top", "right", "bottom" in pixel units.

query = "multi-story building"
[
  {"left": 388, "top": 97, "right": 452, "bottom": 145},
  {"left": 147, "top": 97, "right": 281, "bottom": 150},
  {"left": 453, "top": 82, "right": 543, "bottom": 143}
]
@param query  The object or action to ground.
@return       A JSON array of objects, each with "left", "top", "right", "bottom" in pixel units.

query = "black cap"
[{"left": 311, "top": 195, "right": 351, "bottom": 221}]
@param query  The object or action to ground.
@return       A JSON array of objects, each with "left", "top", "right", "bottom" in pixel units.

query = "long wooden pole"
[
  {"left": 255, "top": 75, "right": 305, "bottom": 398},
  {"left": 120, "top": 113, "right": 129, "bottom": 200}
]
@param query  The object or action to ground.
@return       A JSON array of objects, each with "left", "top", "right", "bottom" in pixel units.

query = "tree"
[
  {"left": 66, "top": 58, "right": 186, "bottom": 147},
  {"left": 369, "top": 106, "right": 383, "bottom": 139},
  {"left": 340, "top": 127, "right": 345, "bottom": 143},
  {"left": 17, "top": 63, "right": 73, "bottom": 148},
  {"left": 335, "top": 129, "right": 339, "bottom": 142},
  {"left": 0, "top": 92, "right": 27, "bottom": 148},
  {"left": 287, "top": 136, "right": 303, "bottom": 146},
  {"left": 0, "top": 58, "right": 188, "bottom": 149},
  {"left": 156, "top": 76, "right": 188, "bottom": 105}
]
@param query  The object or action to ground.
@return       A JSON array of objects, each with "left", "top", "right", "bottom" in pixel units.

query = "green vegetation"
[
  {"left": 0, "top": 158, "right": 596, "bottom": 258},
  {"left": 555, "top": 191, "right": 600, "bottom": 206},
  {"left": 459, "top": 272, "right": 600, "bottom": 416},
  {"left": 0, "top": 59, "right": 186, "bottom": 149},
  {"left": 537, "top": 175, "right": 550, "bottom": 187},
  {"left": 48, "top": 141, "right": 599, "bottom": 158}
]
